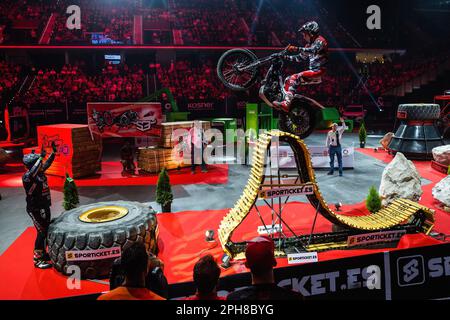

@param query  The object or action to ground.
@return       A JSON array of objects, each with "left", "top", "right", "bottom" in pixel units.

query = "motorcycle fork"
[{"left": 278, "top": 75, "right": 288, "bottom": 103}]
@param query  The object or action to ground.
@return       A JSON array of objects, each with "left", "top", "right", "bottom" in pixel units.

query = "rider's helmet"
[
  {"left": 298, "top": 21, "right": 319, "bottom": 36},
  {"left": 23, "top": 151, "right": 40, "bottom": 169}
]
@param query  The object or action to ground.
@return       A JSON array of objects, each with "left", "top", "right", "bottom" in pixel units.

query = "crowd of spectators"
[
  {"left": 173, "top": 9, "right": 248, "bottom": 46},
  {"left": 0, "top": 0, "right": 361, "bottom": 47},
  {"left": 0, "top": 60, "right": 22, "bottom": 102},
  {"left": 1, "top": 0, "right": 445, "bottom": 49},
  {"left": 166, "top": 0, "right": 249, "bottom": 45},
  {"left": 52, "top": 1, "right": 135, "bottom": 44},
  {"left": 285, "top": 50, "right": 448, "bottom": 106},
  {"left": 20, "top": 62, "right": 144, "bottom": 105},
  {"left": 156, "top": 59, "right": 230, "bottom": 101},
  {"left": 0, "top": 0, "right": 57, "bottom": 44},
  {"left": 9, "top": 0, "right": 55, "bottom": 22},
  {"left": 4, "top": 48, "right": 448, "bottom": 111},
  {"left": 154, "top": 58, "right": 343, "bottom": 106},
  {"left": 362, "top": 53, "right": 446, "bottom": 96}
]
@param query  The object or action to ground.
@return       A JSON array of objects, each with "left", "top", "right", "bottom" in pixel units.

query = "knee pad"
[{"left": 285, "top": 92, "right": 294, "bottom": 103}]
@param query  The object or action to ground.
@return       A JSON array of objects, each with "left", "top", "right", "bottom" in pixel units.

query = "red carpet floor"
[
  {"left": 0, "top": 228, "right": 108, "bottom": 300},
  {"left": 0, "top": 162, "right": 228, "bottom": 188},
  {"left": 0, "top": 201, "right": 444, "bottom": 299}
]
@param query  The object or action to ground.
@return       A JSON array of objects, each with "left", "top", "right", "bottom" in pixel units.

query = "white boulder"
[
  {"left": 379, "top": 152, "right": 423, "bottom": 206},
  {"left": 432, "top": 175, "right": 450, "bottom": 207},
  {"left": 432, "top": 145, "right": 450, "bottom": 166}
]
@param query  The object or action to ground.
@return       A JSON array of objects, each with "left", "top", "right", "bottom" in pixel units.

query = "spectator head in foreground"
[
  {"left": 245, "top": 236, "right": 277, "bottom": 282},
  {"left": 185, "top": 254, "right": 224, "bottom": 300},
  {"left": 227, "top": 236, "right": 302, "bottom": 300},
  {"left": 98, "top": 242, "right": 165, "bottom": 300}
]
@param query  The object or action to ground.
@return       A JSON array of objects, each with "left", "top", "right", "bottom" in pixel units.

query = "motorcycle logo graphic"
[
  {"left": 135, "top": 118, "right": 157, "bottom": 132},
  {"left": 397, "top": 255, "right": 425, "bottom": 287},
  {"left": 91, "top": 109, "right": 157, "bottom": 133}
]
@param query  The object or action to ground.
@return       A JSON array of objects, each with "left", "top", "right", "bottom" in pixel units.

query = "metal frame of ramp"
[{"left": 218, "top": 131, "right": 435, "bottom": 259}]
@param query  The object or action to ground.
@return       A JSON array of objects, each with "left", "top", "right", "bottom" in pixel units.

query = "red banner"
[{"left": 87, "top": 102, "right": 162, "bottom": 138}]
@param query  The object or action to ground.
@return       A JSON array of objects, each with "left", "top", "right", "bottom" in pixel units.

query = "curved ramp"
[{"left": 218, "top": 131, "right": 434, "bottom": 258}]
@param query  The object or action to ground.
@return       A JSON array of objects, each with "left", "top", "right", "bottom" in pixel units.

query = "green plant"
[
  {"left": 156, "top": 168, "right": 173, "bottom": 207},
  {"left": 447, "top": 165, "right": 450, "bottom": 175},
  {"left": 366, "top": 186, "right": 382, "bottom": 213},
  {"left": 359, "top": 122, "right": 367, "bottom": 143},
  {"left": 63, "top": 173, "right": 79, "bottom": 211}
]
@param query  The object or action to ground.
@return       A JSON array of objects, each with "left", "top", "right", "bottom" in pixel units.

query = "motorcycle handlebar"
[
  {"left": 236, "top": 48, "right": 287, "bottom": 72},
  {"left": 270, "top": 48, "right": 287, "bottom": 59}
]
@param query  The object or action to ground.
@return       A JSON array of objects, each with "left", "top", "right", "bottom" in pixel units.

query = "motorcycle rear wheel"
[
  {"left": 217, "top": 48, "right": 259, "bottom": 91},
  {"left": 279, "top": 101, "right": 316, "bottom": 139}
]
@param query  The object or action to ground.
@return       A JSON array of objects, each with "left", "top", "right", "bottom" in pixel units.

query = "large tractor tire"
[
  {"left": 397, "top": 104, "right": 440, "bottom": 120},
  {"left": 47, "top": 201, "right": 158, "bottom": 279}
]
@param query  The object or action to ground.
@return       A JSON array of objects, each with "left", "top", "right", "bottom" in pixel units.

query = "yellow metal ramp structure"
[{"left": 218, "top": 131, "right": 435, "bottom": 258}]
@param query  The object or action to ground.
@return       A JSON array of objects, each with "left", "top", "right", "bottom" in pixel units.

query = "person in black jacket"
[
  {"left": 22, "top": 141, "right": 56, "bottom": 269},
  {"left": 120, "top": 141, "right": 136, "bottom": 175},
  {"left": 109, "top": 252, "right": 169, "bottom": 299}
]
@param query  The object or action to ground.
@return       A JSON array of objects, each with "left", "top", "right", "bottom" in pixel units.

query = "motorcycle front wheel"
[
  {"left": 217, "top": 48, "right": 259, "bottom": 91},
  {"left": 278, "top": 101, "right": 316, "bottom": 139}
]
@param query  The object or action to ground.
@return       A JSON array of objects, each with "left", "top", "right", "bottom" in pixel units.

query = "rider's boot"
[
  {"left": 272, "top": 92, "right": 293, "bottom": 113},
  {"left": 33, "top": 250, "right": 53, "bottom": 269},
  {"left": 41, "top": 251, "right": 51, "bottom": 262}
]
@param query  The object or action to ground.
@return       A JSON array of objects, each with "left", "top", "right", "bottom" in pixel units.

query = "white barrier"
[{"left": 271, "top": 145, "right": 355, "bottom": 169}]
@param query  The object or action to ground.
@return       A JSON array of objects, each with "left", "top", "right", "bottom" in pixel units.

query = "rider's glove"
[
  {"left": 270, "top": 53, "right": 281, "bottom": 59},
  {"left": 40, "top": 145, "right": 47, "bottom": 158},
  {"left": 286, "top": 45, "right": 299, "bottom": 53}
]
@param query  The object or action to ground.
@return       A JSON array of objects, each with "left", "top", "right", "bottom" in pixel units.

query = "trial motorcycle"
[{"left": 217, "top": 48, "right": 324, "bottom": 138}]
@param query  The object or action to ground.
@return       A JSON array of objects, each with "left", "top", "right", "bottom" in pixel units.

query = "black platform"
[{"left": 389, "top": 123, "right": 444, "bottom": 160}]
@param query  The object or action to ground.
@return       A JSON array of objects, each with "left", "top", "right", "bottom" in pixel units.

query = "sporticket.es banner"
[{"left": 65, "top": 247, "right": 122, "bottom": 262}]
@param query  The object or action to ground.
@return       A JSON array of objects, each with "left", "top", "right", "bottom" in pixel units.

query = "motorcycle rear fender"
[
  {"left": 258, "top": 84, "right": 273, "bottom": 108},
  {"left": 259, "top": 84, "right": 324, "bottom": 111}
]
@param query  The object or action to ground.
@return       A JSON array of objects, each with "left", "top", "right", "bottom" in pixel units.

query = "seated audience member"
[
  {"left": 147, "top": 255, "right": 169, "bottom": 299},
  {"left": 227, "top": 236, "right": 302, "bottom": 300},
  {"left": 185, "top": 254, "right": 225, "bottom": 300},
  {"left": 98, "top": 242, "right": 165, "bottom": 300},
  {"left": 109, "top": 252, "right": 169, "bottom": 298}
]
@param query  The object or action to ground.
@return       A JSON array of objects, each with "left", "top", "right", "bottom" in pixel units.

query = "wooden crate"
[
  {"left": 24, "top": 124, "right": 102, "bottom": 178},
  {"left": 161, "top": 121, "right": 210, "bottom": 148},
  {"left": 138, "top": 147, "right": 190, "bottom": 173}
]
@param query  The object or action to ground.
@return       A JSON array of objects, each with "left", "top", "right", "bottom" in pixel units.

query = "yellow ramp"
[{"left": 218, "top": 130, "right": 434, "bottom": 258}]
